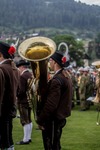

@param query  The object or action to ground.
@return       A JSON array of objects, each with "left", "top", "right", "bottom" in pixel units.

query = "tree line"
[{"left": 0, "top": 0, "right": 100, "bottom": 32}]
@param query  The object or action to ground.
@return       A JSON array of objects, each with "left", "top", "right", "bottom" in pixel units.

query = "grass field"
[{"left": 13, "top": 105, "right": 100, "bottom": 150}]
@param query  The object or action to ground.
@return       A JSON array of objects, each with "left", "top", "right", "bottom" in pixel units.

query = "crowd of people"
[
  {"left": 0, "top": 40, "right": 99, "bottom": 150},
  {"left": 65, "top": 65, "right": 97, "bottom": 111}
]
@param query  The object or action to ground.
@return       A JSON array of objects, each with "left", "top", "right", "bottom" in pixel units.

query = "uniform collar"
[
  {"left": 0, "top": 59, "right": 11, "bottom": 65},
  {"left": 55, "top": 68, "right": 63, "bottom": 75},
  {"left": 21, "top": 69, "right": 29, "bottom": 75}
]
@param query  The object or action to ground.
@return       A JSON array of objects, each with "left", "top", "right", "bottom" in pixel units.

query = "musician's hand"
[{"left": 38, "top": 125, "right": 45, "bottom": 130}]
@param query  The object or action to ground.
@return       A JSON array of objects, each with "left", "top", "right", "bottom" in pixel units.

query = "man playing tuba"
[{"left": 36, "top": 50, "right": 73, "bottom": 150}]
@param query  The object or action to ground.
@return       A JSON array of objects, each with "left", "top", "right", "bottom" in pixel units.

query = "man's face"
[
  {"left": 0, "top": 52, "right": 4, "bottom": 62},
  {"left": 18, "top": 66, "right": 24, "bottom": 74},
  {"left": 49, "top": 58, "right": 55, "bottom": 71}
]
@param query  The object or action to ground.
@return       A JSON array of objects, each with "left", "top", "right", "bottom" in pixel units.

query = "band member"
[
  {"left": 0, "top": 41, "right": 20, "bottom": 150},
  {"left": 36, "top": 51, "right": 73, "bottom": 150},
  {"left": 16, "top": 60, "right": 33, "bottom": 145}
]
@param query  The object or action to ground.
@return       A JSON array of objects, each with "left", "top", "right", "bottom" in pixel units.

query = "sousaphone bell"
[{"left": 18, "top": 36, "right": 56, "bottom": 62}]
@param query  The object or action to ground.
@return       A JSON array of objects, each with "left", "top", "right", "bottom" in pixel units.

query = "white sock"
[
  {"left": 6, "top": 145, "right": 14, "bottom": 150},
  {"left": 28, "top": 122, "right": 33, "bottom": 140},
  {"left": 23, "top": 124, "right": 30, "bottom": 142}
]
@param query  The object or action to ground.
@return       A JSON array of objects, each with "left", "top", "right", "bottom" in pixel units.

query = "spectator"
[{"left": 0, "top": 41, "right": 20, "bottom": 150}]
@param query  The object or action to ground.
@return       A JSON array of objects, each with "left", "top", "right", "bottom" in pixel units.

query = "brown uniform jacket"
[
  {"left": 0, "top": 59, "right": 20, "bottom": 118},
  {"left": 17, "top": 70, "right": 32, "bottom": 106},
  {"left": 37, "top": 69, "right": 73, "bottom": 125}
]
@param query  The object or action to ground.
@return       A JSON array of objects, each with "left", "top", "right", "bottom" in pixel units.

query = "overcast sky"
[{"left": 75, "top": 0, "right": 100, "bottom": 6}]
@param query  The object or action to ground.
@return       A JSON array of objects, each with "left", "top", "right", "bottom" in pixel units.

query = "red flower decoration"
[
  {"left": 8, "top": 46, "right": 16, "bottom": 55},
  {"left": 62, "top": 56, "right": 67, "bottom": 64}
]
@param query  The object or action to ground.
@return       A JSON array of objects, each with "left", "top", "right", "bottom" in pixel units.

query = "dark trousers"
[
  {"left": 76, "top": 87, "right": 80, "bottom": 105},
  {"left": 42, "top": 118, "right": 66, "bottom": 150},
  {"left": 0, "top": 117, "right": 13, "bottom": 149},
  {"left": 18, "top": 103, "right": 32, "bottom": 126}
]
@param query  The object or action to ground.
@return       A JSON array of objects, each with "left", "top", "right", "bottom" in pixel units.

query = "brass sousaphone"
[{"left": 18, "top": 36, "right": 56, "bottom": 119}]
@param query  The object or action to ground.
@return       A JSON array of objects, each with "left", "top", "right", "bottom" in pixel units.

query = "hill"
[{"left": 0, "top": 0, "right": 100, "bottom": 37}]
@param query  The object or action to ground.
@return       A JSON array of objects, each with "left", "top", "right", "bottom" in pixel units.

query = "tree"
[
  {"left": 53, "top": 34, "right": 85, "bottom": 66},
  {"left": 95, "top": 33, "right": 100, "bottom": 58}
]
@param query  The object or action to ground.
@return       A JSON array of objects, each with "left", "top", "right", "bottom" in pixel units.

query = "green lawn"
[{"left": 13, "top": 105, "right": 100, "bottom": 150}]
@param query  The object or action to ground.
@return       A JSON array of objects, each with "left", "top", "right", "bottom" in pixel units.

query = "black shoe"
[
  {"left": 16, "top": 140, "right": 29, "bottom": 145},
  {"left": 80, "top": 109, "right": 86, "bottom": 111},
  {"left": 29, "top": 139, "right": 32, "bottom": 143}
]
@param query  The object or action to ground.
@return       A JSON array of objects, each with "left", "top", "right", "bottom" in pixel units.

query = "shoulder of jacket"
[{"left": 53, "top": 74, "right": 64, "bottom": 86}]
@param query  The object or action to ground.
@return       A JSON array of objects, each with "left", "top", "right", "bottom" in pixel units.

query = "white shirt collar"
[
  {"left": 21, "top": 69, "right": 29, "bottom": 75},
  {"left": 0, "top": 59, "right": 8, "bottom": 64},
  {"left": 55, "top": 68, "right": 62, "bottom": 75}
]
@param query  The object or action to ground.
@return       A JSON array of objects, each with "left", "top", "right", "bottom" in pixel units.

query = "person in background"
[
  {"left": 84, "top": 67, "right": 94, "bottom": 109},
  {"left": 66, "top": 66, "right": 75, "bottom": 108},
  {"left": 37, "top": 51, "right": 73, "bottom": 150},
  {"left": 16, "top": 60, "right": 33, "bottom": 145},
  {"left": 0, "top": 41, "right": 20, "bottom": 150},
  {"left": 75, "top": 71, "right": 81, "bottom": 105},
  {"left": 79, "top": 67, "right": 89, "bottom": 111}
]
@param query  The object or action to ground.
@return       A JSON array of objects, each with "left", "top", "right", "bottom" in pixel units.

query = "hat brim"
[{"left": 16, "top": 62, "right": 30, "bottom": 67}]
